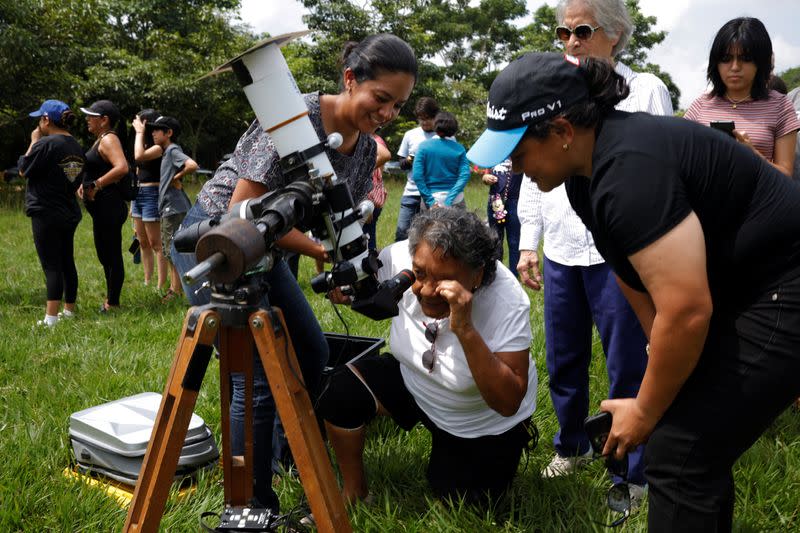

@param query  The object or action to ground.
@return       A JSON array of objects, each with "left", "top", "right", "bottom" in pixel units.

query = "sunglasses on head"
[
  {"left": 422, "top": 321, "right": 438, "bottom": 372},
  {"left": 556, "top": 24, "right": 602, "bottom": 42}
]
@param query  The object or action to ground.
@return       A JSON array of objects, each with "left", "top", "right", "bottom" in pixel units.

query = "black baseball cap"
[
  {"left": 147, "top": 115, "right": 181, "bottom": 135},
  {"left": 467, "top": 52, "right": 589, "bottom": 168},
  {"left": 80, "top": 99, "right": 121, "bottom": 123}
]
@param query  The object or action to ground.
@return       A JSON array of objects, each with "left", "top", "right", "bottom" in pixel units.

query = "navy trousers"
[{"left": 543, "top": 256, "right": 648, "bottom": 484}]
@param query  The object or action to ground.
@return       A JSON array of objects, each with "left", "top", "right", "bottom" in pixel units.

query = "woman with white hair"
[{"left": 515, "top": 0, "right": 673, "bottom": 504}]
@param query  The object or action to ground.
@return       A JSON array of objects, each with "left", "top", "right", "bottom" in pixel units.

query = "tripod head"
[{"left": 174, "top": 32, "right": 412, "bottom": 321}]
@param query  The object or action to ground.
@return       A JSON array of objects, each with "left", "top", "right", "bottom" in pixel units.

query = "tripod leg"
[
  {"left": 250, "top": 308, "right": 352, "bottom": 533},
  {"left": 124, "top": 308, "right": 219, "bottom": 533}
]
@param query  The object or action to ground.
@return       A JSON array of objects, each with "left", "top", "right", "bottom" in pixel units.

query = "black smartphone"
[
  {"left": 128, "top": 237, "right": 140, "bottom": 255},
  {"left": 710, "top": 120, "right": 735, "bottom": 137},
  {"left": 584, "top": 411, "right": 612, "bottom": 454},
  {"left": 585, "top": 411, "right": 628, "bottom": 478}
]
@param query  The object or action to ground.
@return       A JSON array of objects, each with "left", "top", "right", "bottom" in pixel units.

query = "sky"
[{"left": 238, "top": 0, "right": 800, "bottom": 110}]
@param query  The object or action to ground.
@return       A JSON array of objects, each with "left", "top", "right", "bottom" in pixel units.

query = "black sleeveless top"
[
  {"left": 85, "top": 132, "right": 123, "bottom": 202},
  {"left": 136, "top": 156, "right": 162, "bottom": 184}
]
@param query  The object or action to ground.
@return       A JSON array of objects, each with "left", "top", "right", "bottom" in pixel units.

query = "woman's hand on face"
[
  {"left": 435, "top": 279, "right": 474, "bottom": 333},
  {"left": 599, "top": 398, "right": 659, "bottom": 460}
]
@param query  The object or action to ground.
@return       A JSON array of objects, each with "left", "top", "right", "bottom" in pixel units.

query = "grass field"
[{"left": 0, "top": 174, "right": 798, "bottom": 532}]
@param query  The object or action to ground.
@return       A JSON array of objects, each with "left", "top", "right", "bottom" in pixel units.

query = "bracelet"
[
  {"left": 645, "top": 343, "right": 650, "bottom": 356},
  {"left": 95, "top": 180, "right": 102, "bottom": 191}
]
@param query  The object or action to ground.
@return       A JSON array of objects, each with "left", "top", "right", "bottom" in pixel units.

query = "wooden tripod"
[{"left": 122, "top": 297, "right": 351, "bottom": 533}]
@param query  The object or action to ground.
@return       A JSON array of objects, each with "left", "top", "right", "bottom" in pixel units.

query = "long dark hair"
[
  {"left": 524, "top": 57, "right": 629, "bottom": 139},
  {"left": 707, "top": 17, "right": 773, "bottom": 100},
  {"left": 340, "top": 34, "right": 418, "bottom": 86}
]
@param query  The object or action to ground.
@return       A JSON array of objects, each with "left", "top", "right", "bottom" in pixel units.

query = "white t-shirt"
[
  {"left": 397, "top": 126, "right": 436, "bottom": 196},
  {"left": 378, "top": 242, "right": 537, "bottom": 438}
]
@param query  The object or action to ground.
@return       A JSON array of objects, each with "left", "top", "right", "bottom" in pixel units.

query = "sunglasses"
[
  {"left": 555, "top": 24, "right": 602, "bottom": 42},
  {"left": 587, "top": 453, "right": 631, "bottom": 527},
  {"left": 422, "top": 321, "right": 438, "bottom": 372}
]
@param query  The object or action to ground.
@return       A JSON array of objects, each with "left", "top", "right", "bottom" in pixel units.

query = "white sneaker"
[
  {"left": 628, "top": 483, "right": 647, "bottom": 511},
  {"left": 541, "top": 450, "right": 593, "bottom": 478}
]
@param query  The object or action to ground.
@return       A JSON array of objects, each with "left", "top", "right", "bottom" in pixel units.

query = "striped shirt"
[
  {"left": 517, "top": 61, "right": 674, "bottom": 265},
  {"left": 684, "top": 90, "right": 800, "bottom": 162}
]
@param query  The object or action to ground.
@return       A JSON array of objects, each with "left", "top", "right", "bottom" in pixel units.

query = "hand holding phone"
[
  {"left": 585, "top": 411, "right": 628, "bottom": 479},
  {"left": 710, "top": 120, "right": 736, "bottom": 137},
  {"left": 584, "top": 411, "right": 612, "bottom": 455}
]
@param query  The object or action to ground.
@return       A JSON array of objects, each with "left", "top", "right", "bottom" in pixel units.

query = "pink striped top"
[{"left": 684, "top": 90, "right": 800, "bottom": 162}]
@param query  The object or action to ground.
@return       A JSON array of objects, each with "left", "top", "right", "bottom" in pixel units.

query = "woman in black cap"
[
  {"left": 467, "top": 52, "right": 800, "bottom": 531},
  {"left": 18, "top": 99, "right": 85, "bottom": 327},
  {"left": 80, "top": 99, "right": 129, "bottom": 312}
]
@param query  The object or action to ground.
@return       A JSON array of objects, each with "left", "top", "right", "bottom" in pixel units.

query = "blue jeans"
[
  {"left": 394, "top": 194, "right": 421, "bottom": 242},
  {"left": 171, "top": 202, "right": 329, "bottom": 510},
  {"left": 543, "top": 257, "right": 648, "bottom": 485},
  {"left": 487, "top": 197, "right": 521, "bottom": 277}
]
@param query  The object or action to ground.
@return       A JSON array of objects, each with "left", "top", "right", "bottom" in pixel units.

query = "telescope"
[{"left": 173, "top": 31, "right": 412, "bottom": 320}]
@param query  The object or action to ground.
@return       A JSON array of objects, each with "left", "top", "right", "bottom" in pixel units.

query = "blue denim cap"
[{"left": 29, "top": 99, "right": 70, "bottom": 124}]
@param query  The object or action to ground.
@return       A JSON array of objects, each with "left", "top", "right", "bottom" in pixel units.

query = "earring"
[{"left": 562, "top": 143, "right": 570, "bottom": 151}]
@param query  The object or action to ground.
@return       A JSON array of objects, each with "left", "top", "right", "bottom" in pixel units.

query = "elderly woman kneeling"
[{"left": 318, "top": 208, "right": 538, "bottom": 506}]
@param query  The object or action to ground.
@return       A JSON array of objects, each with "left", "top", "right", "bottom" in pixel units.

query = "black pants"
[
  {"left": 31, "top": 216, "right": 79, "bottom": 303},
  {"left": 86, "top": 196, "right": 127, "bottom": 306},
  {"left": 646, "top": 276, "right": 800, "bottom": 532}
]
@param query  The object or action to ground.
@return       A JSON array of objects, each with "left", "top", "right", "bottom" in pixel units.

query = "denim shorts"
[{"left": 131, "top": 185, "right": 159, "bottom": 222}]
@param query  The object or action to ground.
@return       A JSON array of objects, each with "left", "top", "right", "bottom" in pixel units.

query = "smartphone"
[
  {"left": 585, "top": 411, "right": 628, "bottom": 478},
  {"left": 584, "top": 411, "right": 612, "bottom": 454},
  {"left": 710, "top": 120, "right": 736, "bottom": 137}
]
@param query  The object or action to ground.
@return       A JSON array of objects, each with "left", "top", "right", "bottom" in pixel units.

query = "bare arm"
[
  {"left": 375, "top": 140, "right": 391, "bottom": 168},
  {"left": 615, "top": 275, "right": 655, "bottom": 340},
  {"left": 173, "top": 157, "right": 198, "bottom": 182},
  {"left": 96, "top": 134, "right": 129, "bottom": 186},
  {"left": 771, "top": 132, "right": 797, "bottom": 176},
  {"left": 437, "top": 280, "right": 529, "bottom": 416},
  {"left": 734, "top": 129, "right": 797, "bottom": 176},
  {"left": 602, "top": 212, "right": 712, "bottom": 458},
  {"left": 132, "top": 116, "right": 163, "bottom": 162}
]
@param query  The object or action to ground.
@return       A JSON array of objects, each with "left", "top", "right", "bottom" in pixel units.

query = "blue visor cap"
[
  {"left": 29, "top": 99, "right": 70, "bottom": 123},
  {"left": 467, "top": 125, "right": 527, "bottom": 169}
]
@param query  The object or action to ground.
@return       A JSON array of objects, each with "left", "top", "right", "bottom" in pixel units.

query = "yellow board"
[{"left": 62, "top": 467, "right": 196, "bottom": 508}]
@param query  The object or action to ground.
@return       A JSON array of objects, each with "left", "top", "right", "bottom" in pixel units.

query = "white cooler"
[{"left": 70, "top": 392, "right": 219, "bottom": 485}]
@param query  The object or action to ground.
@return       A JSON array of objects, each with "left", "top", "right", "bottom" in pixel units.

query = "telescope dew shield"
[{"left": 234, "top": 44, "right": 337, "bottom": 184}]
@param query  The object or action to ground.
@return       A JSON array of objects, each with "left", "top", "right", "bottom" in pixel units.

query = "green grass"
[{"left": 0, "top": 175, "right": 798, "bottom": 532}]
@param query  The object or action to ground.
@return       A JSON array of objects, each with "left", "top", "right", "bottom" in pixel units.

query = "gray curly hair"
[
  {"left": 407, "top": 208, "right": 500, "bottom": 287},
  {"left": 556, "top": 0, "right": 633, "bottom": 58}
]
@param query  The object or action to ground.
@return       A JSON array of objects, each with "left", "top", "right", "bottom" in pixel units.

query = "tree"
[
  {"left": 0, "top": 0, "right": 256, "bottom": 169},
  {"left": 779, "top": 66, "right": 800, "bottom": 91},
  {"left": 519, "top": 0, "right": 681, "bottom": 111}
]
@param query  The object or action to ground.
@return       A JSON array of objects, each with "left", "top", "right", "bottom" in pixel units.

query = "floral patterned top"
[{"left": 197, "top": 92, "right": 377, "bottom": 217}]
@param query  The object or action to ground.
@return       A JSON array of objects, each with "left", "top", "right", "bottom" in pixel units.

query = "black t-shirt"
[
  {"left": 18, "top": 134, "right": 85, "bottom": 223},
  {"left": 565, "top": 110, "right": 800, "bottom": 309}
]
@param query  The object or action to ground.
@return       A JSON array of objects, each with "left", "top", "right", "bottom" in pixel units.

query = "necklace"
[{"left": 726, "top": 94, "right": 751, "bottom": 109}]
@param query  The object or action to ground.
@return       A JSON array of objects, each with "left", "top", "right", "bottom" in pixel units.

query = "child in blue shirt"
[{"left": 412, "top": 112, "right": 471, "bottom": 209}]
